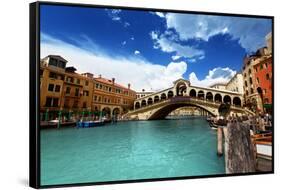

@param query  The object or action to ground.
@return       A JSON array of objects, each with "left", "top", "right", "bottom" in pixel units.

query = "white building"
[{"left": 226, "top": 73, "right": 244, "bottom": 94}]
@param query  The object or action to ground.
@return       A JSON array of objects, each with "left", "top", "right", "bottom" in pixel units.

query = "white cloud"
[
  {"left": 155, "top": 12, "right": 165, "bottom": 18},
  {"left": 124, "top": 22, "right": 130, "bottom": 27},
  {"left": 164, "top": 13, "right": 271, "bottom": 52},
  {"left": 189, "top": 58, "right": 196, "bottom": 63},
  {"left": 134, "top": 50, "right": 140, "bottom": 55},
  {"left": 171, "top": 55, "right": 181, "bottom": 61},
  {"left": 122, "top": 41, "right": 126, "bottom": 45},
  {"left": 150, "top": 31, "right": 205, "bottom": 60},
  {"left": 130, "top": 36, "right": 134, "bottom": 40},
  {"left": 41, "top": 33, "right": 188, "bottom": 91},
  {"left": 189, "top": 67, "right": 236, "bottom": 87}
]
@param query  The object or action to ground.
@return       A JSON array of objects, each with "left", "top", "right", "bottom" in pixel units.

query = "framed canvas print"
[{"left": 29, "top": 1, "right": 274, "bottom": 188}]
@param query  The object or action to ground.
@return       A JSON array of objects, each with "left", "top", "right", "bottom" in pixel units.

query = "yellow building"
[
  {"left": 40, "top": 55, "right": 137, "bottom": 120},
  {"left": 92, "top": 75, "right": 136, "bottom": 117},
  {"left": 40, "top": 55, "right": 94, "bottom": 119}
]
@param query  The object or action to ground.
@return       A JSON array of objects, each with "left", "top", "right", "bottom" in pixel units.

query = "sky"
[{"left": 40, "top": 4, "right": 272, "bottom": 91}]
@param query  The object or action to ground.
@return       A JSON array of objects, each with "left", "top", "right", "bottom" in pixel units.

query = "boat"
[
  {"left": 40, "top": 120, "right": 76, "bottom": 129},
  {"left": 251, "top": 133, "right": 272, "bottom": 171},
  {"left": 77, "top": 120, "right": 105, "bottom": 128}
]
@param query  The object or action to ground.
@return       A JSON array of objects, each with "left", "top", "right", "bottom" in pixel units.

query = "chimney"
[
  {"left": 128, "top": 83, "right": 131, "bottom": 89},
  {"left": 112, "top": 78, "right": 115, "bottom": 84},
  {"left": 142, "top": 89, "right": 145, "bottom": 92},
  {"left": 99, "top": 74, "right": 102, "bottom": 78}
]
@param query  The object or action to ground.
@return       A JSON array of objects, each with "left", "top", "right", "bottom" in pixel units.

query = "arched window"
[
  {"left": 135, "top": 102, "right": 140, "bottom": 109},
  {"left": 223, "top": 95, "right": 231, "bottom": 104},
  {"left": 147, "top": 98, "right": 153, "bottom": 105},
  {"left": 167, "top": 91, "right": 174, "bottom": 98},
  {"left": 189, "top": 89, "right": 196, "bottom": 97},
  {"left": 154, "top": 96, "right": 159, "bottom": 103},
  {"left": 233, "top": 97, "right": 241, "bottom": 107},
  {"left": 198, "top": 90, "right": 205, "bottom": 99},
  {"left": 214, "top": 94, "right": 222, "bottom": 103},
  {"left": 206, "top": 92, "right": 213, "bottom": 101},
  {"left": 141, "top": 100, "right": 147, "bottom": 107},
  {"left": 160, "top": 93, "right": 166, "bottom": 101}
]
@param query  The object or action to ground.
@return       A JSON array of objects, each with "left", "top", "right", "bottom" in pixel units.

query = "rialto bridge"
[{"left": 126, "top": 79, "right": 254, "bottom": 120}]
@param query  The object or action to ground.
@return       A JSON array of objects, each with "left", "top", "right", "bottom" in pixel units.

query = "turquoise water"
[{"left": 40, "top": 117, "right": 225, "bottom": 185}]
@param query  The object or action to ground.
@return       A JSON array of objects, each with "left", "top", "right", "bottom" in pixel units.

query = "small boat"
[{"left": 77, "top": 120, "right": 105, "bottom": 128}]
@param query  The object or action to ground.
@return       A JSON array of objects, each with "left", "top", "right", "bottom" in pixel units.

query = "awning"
[{"left": 263, "top": 104, "right": 272, "bottom": 108}]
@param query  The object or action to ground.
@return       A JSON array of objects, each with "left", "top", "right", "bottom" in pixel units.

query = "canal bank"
[{"left": 40, "top": 117, "right": 225, "bottom": 185}]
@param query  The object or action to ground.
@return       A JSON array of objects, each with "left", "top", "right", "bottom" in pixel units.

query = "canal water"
[{"left": 40, "top": 117, "right": 225, "bottom": 185}]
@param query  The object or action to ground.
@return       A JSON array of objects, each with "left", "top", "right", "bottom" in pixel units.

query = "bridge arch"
[
  {"left": 233, "top": 97, "right": 242, "bottom": 107},
  {"left": 160, "top": 93, "right": 167, "bottom": 101},
  {"left": 198, "top": 90, "right": 205, "bottom": 99},
  {"left": 223, "top": 95, "right": 231, "bottom": 104},
  {"left": 167, "top": 90, "right": 174, "bottom": 98},
  {"left": 148, "top": 102, "right": 215, "bottom": 120},
  {"left": 189, "top": 89, "right": 196, "bottom": 97},
  {"left": 102, "top": 107, "right": 111, "bottom": 117},
  {"left": 141, "top": 99, "right": 147, "bottom": 107},
  {"left": 206, "top": 92, "right": 213, "bottom": 101},
  {"left": 147, "top": 97, "right": 153, "bottom": 105},
  {"left": 135, "top": 102, "right": 140, "bottom": 109},
  {"left": 154, "top": 95, "right": 159, "bottom": 103},
  {"left": 214, "top": 93, "right": 222, "bottom": 103},
  {"left": 176, "top": 81, "right": 187, "bottom": 96}
]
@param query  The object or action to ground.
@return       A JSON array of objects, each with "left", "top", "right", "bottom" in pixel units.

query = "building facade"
[
  {"left": 225, "top": 73, "right": 244, "bottom": 94},
  {"left": 242, "top": 32, "right": 272, "bottom": 114},
  {"left": 40, "top": 55, "right": 137, "bottom": 120},
  {"left": 92, "top": 75, "right": 137, "bottom": 116}
]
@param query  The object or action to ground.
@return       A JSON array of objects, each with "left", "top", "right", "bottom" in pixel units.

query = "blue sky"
[{"left": 40, "top": 4, "right": 272, "bottom": 91}]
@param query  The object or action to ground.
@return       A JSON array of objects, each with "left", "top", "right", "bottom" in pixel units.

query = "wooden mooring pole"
[
  {"left": 217, "top": 127, "right": 223, "bottom": 156},
  {"left": 224, "top": 122, "right": 256, "bottom": 174}
]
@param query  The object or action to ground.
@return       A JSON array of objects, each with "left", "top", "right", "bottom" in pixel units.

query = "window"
[
  {"left": 250, "top": 88, "right": 254, "bottom": 94},
  {"left": 49, "top": 58, "right": 58, "bottom": 67},
  {"left": 249, "top": 77, "right": 253, "bottom": 84},
  {"left": 266, "top": 73, "right": 270, "bottom": 80},
  {"left": 94, "top": 96, "right": 97, "bottom": 101},
  {"left": 40, "top": 69, "right": 44, "bottom": 77},
  {"left": 66, "top": 87, "right": 71, "bottom": 94},
  {"left": 67, "top": 77, "right": 74, "bottom": 83},
  {"left": 248, "top": 69, "right": 251, "bottom": 74},
  {"left": 256, "top": 77, "right": 259, "bottom": 84},
  {"left": 83, "top": 90, "right": 89, "bottom": 96},
  {"left": 64, "top": 99, "right": 70, "bottom": 108},
  {"left": 260, "top": 64, "right": 263, "bottom": 70},
  {"left": 76, "top": 79, "right": 80, "bottom": 84},
  {"left": 45, "top": 97, "right": 59, "bottom": 107},
  {"left": 265, "top": 62, "right": 268, "bottom": 68},
  {"left": 53, "top": 98, "right": 59, "bottom": 107},
  {"left": 85, "top": 80, "right": 89, "bottom": 86},
  {"left": 109, "top": 87, "right": 112, "bottom": 92},
  {"left": 49, "top": 72, "right": 57, "bottom": 79},
  {"left": 73, "top": 100, "right": 78, "bottom": 108},
  {"left": 98, "top": 96, "right": 101, "bottom": 102},
  {"left": 255, "top": 67, "right": 258, "bottom": 72},
  {"left": 45, "top": 97, "right": 52, "bottom": 107},
  {"left": 48, "top": 84, "right": 54, "bottom": 91},
  {"left": 75, "top": 88, "right": 79, "bottom": 96},
  {"left": 83, "top": 102, "right": 87, "bottom": 108},
  {"left": 55, "top": 85, "right": 60, "bottom": 92},
  {"left": 99, "top": 84, "right": 102, "bottom": 89},
  {"left": 244, "top": 81, "right": 248, "bottom": 87},
  {"left": 104, "top": 97, "right": 107, "bottom": 103}
]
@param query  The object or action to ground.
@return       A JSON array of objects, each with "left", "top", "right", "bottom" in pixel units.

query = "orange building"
[
  {"left": 40, "top": 55, "right": 137, "bottom": 121},
  {"left": 92, "top": 75, "right": 136, "bottom": 117},
  {"left": 40, "top": 55, "right": 94, "bottom": 120},
  {"left": 253, "top": 56, "right": 272, "bottom": 113}
]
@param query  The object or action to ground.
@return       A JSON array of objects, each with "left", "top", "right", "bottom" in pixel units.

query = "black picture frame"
[{"left": 30, "top": 1, "right": 274, "bottom": 189}]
